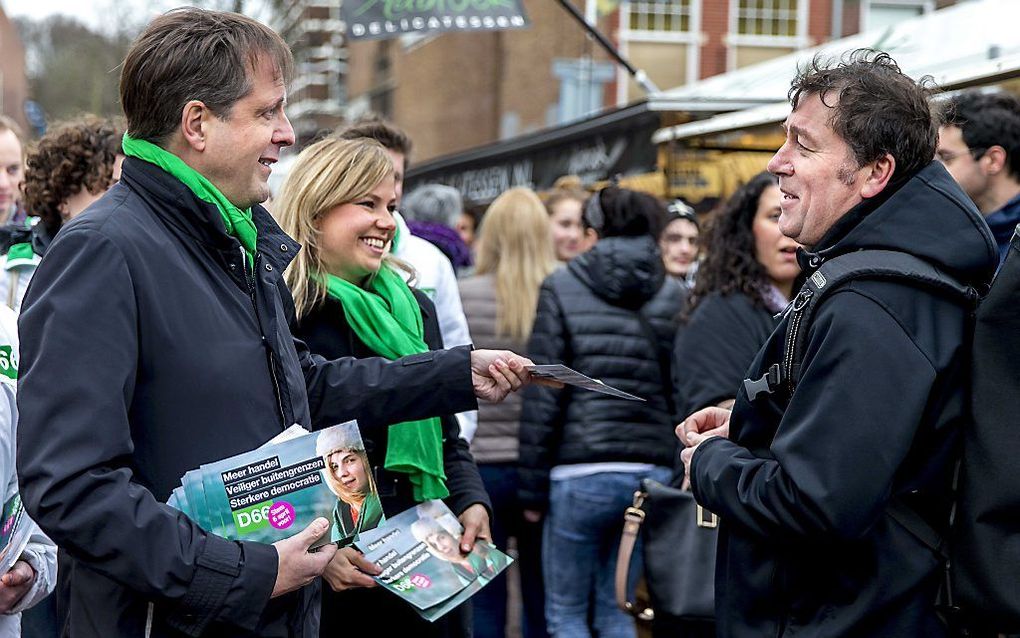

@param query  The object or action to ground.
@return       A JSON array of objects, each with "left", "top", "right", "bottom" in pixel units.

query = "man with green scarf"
[{"left": 14, "top": 9, "right": 539, "bottom": 638}]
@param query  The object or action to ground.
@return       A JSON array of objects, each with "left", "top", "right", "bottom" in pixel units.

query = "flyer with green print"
[
  {"left": 0, "top": 493, "right": 37, "bottom": 575},
  {"left": 354, "top": 500, "right": 511, "bottom": 621},
  {"left": 167, "top": 421, "right": 384, "bottom": 548}
]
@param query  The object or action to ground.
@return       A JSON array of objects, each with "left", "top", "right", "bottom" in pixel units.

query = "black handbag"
[{"left": 615, "top": 477, "right": 718, "bottom": 623}]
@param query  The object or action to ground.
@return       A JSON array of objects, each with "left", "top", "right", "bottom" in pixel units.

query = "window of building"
[
  {"left": 735, "top": 0, "right": 800, "bottom": 37},
  {"left": 627, "top": 0, "right": 694, "bottom": 33},
  {"left": 862, "top": 0, "right": 934, "bottom": 32},
  {"left": 552, "top": 58, "right": 616, "bottom": 125}
]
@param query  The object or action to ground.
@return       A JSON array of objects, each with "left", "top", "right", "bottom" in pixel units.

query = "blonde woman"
[
  {"left": 458, "top": 187, "right": 555, "bottom": 638},
  {"left": 276, "top": 136, "right": 491, "bottom": 638}
]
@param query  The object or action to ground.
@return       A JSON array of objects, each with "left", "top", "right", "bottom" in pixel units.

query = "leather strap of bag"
[{"left": 616, "top": 490, "right": 655, "bottom": 621}]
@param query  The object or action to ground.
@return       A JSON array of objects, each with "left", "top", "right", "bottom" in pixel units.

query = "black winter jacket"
[
  {"left": 673, "top": 292, "right": 778, "bottom": 417},
  {"left": 518, "top": 235, "right": 685, "bottom": 509},
  {"left": 690, "top": 162, "right": 998, "bottom": 637},
  {"left": 295, "top": 291, "right": 488, "bottom": 638},
  {"left": 15, "top": 158, "right": 477, "bottom": 638}
]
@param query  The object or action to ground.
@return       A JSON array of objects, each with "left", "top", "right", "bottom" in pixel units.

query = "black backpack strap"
[{"left": 783, "top": 250, "right": 977, "bottom": 394}]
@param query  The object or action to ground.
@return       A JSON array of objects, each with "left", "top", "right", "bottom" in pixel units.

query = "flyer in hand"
[
  {"left": 526, "top": 364, "right": 646, "bottom": 401},
  {"left": 355, "top": 500, "right": 512, "bottom": 622},
  {"left": 0, "top": 493, "right": 36, "bottom": 575},
  {"left": 167, "top": 421, "right": 385, "bottom": 547}
]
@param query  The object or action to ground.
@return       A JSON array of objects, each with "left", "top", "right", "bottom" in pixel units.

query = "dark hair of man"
[
  {"left": 119, "top": 7, "right": 293, "bottom": 145},
  {"left": 789, "top": 49, "right": 937, "bottom": 182},
  {"left": 583, "top": 186, "right": 666, "bottom": 239},
  {"left": 944, "top": 91, "right": 1020, "bottom": 181},
  {"left": 23, "top": 116, "right": 123, "bottom": 236},
  {"left": 685, "top": 172, "right": 779, "bottom": 319},
  {"left": 336, "top": 115, "right": 413, "bottom": 164}
]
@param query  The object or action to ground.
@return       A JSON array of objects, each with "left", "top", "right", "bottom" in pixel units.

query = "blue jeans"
[{"left": 543, "top": 467, "right": 673, "bottom": 638}]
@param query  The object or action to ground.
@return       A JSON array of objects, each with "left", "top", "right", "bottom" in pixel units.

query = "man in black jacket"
[
  {"left": 678, "top": 50, "right": 998, "bottom": 636},
  {"left": 15, "top": 9, "right": 537, "bottom": 638}
]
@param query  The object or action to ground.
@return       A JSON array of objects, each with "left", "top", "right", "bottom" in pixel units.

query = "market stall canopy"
[{"left": 650, "top": 0, "right": 1020, "bottom": 143}]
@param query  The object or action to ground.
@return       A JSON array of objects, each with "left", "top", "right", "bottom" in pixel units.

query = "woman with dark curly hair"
[
  {"left": 672, "top": 171, "right": 800, "bottom": 416},
  {"left": 0, "top": 116, "right": 123, "bottom": 312}
]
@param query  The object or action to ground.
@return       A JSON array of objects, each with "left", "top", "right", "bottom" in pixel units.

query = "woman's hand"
[
  {"left": 322, "top": 546, "right": 381, "bottom": 592},
  {"left": 457, "top": 503, "right": 491, "bottom": 553}
]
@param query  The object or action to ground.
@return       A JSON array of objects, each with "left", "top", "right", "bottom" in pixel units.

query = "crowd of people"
[{"left": 0, "top": 6, "right": 1017, "bottom": 638}]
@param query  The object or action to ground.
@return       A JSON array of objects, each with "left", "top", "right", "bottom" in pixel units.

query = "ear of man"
[
  {"left": 982, "top": 145, "right": 1008, "bottom": 177},
  {"left": 179, "top": 100, "right": 210, "bottom": 153},
  {"left": 860, "top": 153, "right": 896, "bottom": 199}
]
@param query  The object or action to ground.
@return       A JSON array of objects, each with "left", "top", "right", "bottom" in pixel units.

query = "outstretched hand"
[{"left": 469, "top": 350, "right": 563, "bottom": 403}]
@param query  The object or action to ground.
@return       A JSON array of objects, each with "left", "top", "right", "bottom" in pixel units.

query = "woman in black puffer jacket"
[{"left": 518, "top": 186, "right": 685, "bottom": 638}]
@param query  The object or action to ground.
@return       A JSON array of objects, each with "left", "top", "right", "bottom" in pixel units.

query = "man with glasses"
[{"left": 938, "top": 90, "right": 1020, "bottom": 262}]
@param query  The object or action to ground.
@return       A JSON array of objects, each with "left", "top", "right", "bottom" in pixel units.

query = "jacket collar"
[{"left": 120, "top": 157, "right": 299, "bottom": 271}]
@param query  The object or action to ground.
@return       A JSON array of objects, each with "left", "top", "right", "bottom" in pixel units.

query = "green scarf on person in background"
[
  {"left": 121, "top": 134, "right": 258, "bottom": 267},
  {"left": 316, "top": 267, "right": 449, "bottom": 501}
]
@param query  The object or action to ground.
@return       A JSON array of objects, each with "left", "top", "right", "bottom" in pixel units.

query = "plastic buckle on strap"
[{"left": 743, "top": 363, "right": 782, "bottom": 400}]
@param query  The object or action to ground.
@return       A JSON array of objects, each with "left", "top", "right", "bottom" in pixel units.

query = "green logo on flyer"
[
  {"left": 232, "top": 502, "right": 272, "bottom": 534},
  {"left": 0, "top": 346, "right": 17, "bottom": 380}
]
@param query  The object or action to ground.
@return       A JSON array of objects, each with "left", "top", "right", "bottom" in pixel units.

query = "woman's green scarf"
[
  {"left": 121, "top": 134, "right": 257, "bottom": 266},
  {"left": 317, "top": 267, "right": 449, "bottom": 501}
]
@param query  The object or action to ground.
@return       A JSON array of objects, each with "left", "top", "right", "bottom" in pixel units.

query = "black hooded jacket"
[
  {"left": 689, "top": 162, "right": 997, "bottom": 637},
  {"left": 517, "top": 235, "right": 686, "bottom": 509}
]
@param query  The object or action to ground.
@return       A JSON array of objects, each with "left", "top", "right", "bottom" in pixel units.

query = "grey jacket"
[{"left": 459, "top": 274, "right": 524, "bottom": 464}]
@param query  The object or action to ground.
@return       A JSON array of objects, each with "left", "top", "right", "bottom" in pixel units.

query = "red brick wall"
[{"left": 699, "top": 0, "right": 728, "bottom": 79}]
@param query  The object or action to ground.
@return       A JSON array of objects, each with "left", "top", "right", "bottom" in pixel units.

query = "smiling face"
[
  {"left": 549, "top": 197, "right": 584, "bottom": 261},
  {"left": 659, "top": 217, "right": 699, "bottom": 277},
  {"left": 0, "top": 130, "right": 24, "bottom": 217},
  {"left": 752, "top": 185, "right": 801, "bottom": 292},
  {"left": 328, "top": 450, "right": 369, "bottom": 495},
  {"left": 316, "top": 175, "right": 398, "bottom": 284},
  {"left": 427, "top": 530, "right": 459, "bottom": 557},
  {"left": 198, "top": 59, "right": 295, "bottom": 209},
  {"left": 767, "top": 92, "right": 871, "bottom": 248}
]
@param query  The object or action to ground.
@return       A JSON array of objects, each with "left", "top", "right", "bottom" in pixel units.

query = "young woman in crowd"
[
  {"left": 659, "top": 199, "right": 700, "bottom": 287},
  {"left": 544, "top": 187, "right": 588, "bottom": 263},
  {"left": 277, "top": 136, "right": 490, "bottom": 638},
  {"left": 519, "top": 186, "right": 685, "bottom": 638},
  {"left": 459, "top": 187, "right": 556, "bottom": 638},
  {"left": 673, "top": 171, "right": 801, "bottom": 416}
]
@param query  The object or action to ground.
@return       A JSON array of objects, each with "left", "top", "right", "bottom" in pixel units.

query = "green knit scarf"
[
  {"left": 317, "top": 267, "right": 448, "bottom": 501},
  {"left": 121, "top": 134, "right": 258, "bottom": 266}
]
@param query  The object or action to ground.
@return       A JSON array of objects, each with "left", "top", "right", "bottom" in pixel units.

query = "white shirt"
[{"left": 392, "top": 213, "right": 477, "bottom": 441}]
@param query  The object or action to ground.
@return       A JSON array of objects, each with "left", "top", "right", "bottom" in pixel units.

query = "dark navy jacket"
[
  {"left": 518, "top": 235, "right": 685, "bottom": 510},
  {"left": 985, "top": 191, "right": 1020, "bottom": 264},
  {"left": 15, "top": 158, "right": 476, "bottom": 637},
  {"left": 690, "top": 162, "right": 997, "bottom": 637}
]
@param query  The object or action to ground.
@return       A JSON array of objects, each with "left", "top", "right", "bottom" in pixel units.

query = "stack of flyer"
[
  {"left": 167, "top": 421, "right": 382, "bottom": 547},
  {"left": 166, "top": 420, "right": 512, "bottom": 620},
  {"left": 354, "top": 500, "right": 512, "bottom": 622},
  {"left": 0, "top": 493, "right": 36, "bottom": 574}
]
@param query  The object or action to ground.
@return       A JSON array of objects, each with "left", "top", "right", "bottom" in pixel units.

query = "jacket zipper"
[{"left": 242, "top": 246, "right": 287, "bottom": 427}]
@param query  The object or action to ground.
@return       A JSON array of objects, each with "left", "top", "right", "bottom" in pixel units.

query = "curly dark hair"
[
  {"left": 685, "top": 172, "right": 778, "bottom": 318},
  {"left": 790, "top": 49, "right": 937, "bottom": 180},
  {"left": 23, "top": 116, "right": 123, "bottom": 236}
]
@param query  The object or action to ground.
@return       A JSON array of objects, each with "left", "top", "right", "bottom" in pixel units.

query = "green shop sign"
[{"left": 343, "top": 0, "right": 530, "bottom": 40}]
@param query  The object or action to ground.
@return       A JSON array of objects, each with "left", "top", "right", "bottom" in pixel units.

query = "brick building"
[{"left": 334, "top": 0, "right": 963, "bottom": 162}]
